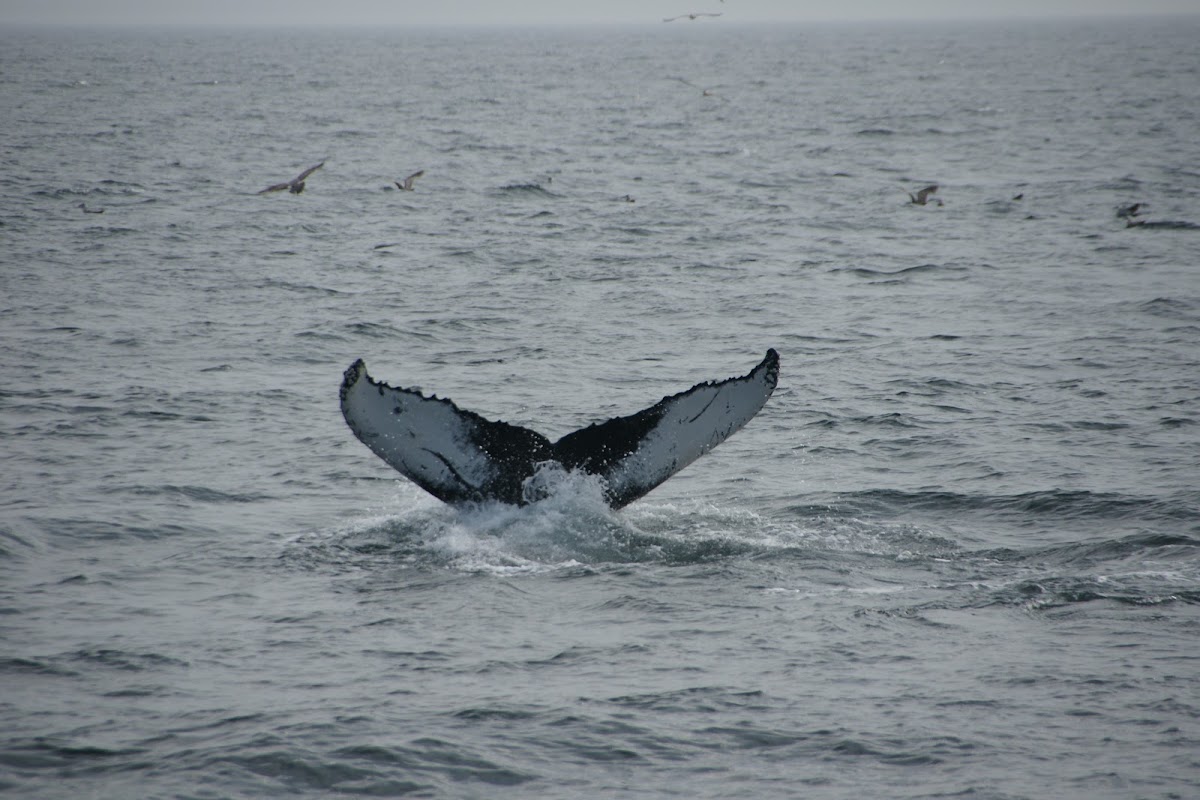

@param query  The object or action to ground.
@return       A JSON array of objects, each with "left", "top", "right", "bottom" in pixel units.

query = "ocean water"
[{"left": 2, "top": 16, "right": 1199, "bottom": 799}]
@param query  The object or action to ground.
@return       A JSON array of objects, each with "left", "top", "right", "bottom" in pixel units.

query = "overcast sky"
[{"left": 2, "top": 0, "right": 1197, "bottom": 27}]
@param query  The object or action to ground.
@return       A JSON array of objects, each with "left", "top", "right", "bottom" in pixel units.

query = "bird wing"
[
  {"left": 257, "top": 182, "right": 291, "bottom": 194},
  {"left": 293, "top": 162, "right": 325, "bottom": 183}
]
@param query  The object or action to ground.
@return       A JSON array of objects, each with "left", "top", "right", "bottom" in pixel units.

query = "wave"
[
  {"left": 834, "top": 263, "right": 969, "bottom": 279},
  {"left": 256, "top": 278, "right": 345, "bottom": 297},
  {"left": 125, "top": 484, "right": 274, "bottom": 504},
  {"left": 823, "top": 488, "right": 1198, "bottom": 524},
  {"left": 286, "top": 479, "right": 965, "bottom": 576},
  {"left": 1127, "top": 220, "right": 1200, "bottom": 230},
  {"left": 286, "top": 478, "right": 655, "bottom": 575},
  {"left": 984, "top": 530, "right": 1200, "bottom": 568},
  {"left": 491, "top": 182, "right": 557, "bottom": 198},
  {"left": 1137, "top": 295, "right": 1198, "bottom": 312},
  {"left": 976, "top": 572, "right": 1200, "bottom": 611}
]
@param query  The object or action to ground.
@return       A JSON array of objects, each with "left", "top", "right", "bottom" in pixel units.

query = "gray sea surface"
[{"left": 2, "top": 17, "right": 1199, "bottom": 799}]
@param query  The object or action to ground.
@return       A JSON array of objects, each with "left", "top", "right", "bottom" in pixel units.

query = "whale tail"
[{"left": 340, "top": 350, "right": 779, "bottom": 509}]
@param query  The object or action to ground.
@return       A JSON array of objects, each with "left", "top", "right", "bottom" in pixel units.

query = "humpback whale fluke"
[
  {"left": 340, "top": 350, "right": 780, "bottom": 509},
  {"left": 258, "top": 161, "right": 324, "bottom": 195},
  {"left": 395, "top": 170, "right": 424, "bottom": 191}
]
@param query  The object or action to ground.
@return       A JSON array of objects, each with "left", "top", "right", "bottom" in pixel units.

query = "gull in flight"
[
  {"left": 395, "top": 170, "right": 425, "bottom": 191},
  {"left": 257, "top": 161, "right": 324, "bottom": 195},
  {"left": 907, "top": 184, "right": 942, "bottom": 206},
  {"left": 663, "top": 12, "right": 723, "bottom": 22},
  {"left": 77, "top": 202, "right": 104, "bottom": 214},
  {"left": 668, "top": 75, "right": 724, "bottom": 98}
]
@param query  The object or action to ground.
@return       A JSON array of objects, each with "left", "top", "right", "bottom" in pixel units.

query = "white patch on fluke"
[{"left": 600, "top": 361, "right": 781, "bottom": 506}]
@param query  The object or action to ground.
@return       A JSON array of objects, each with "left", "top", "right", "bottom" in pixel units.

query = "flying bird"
[
  {"left": 667, "top": 75, "right": 723, "bottom": 97},
  {"left": 257, "top": 161, "right": 324, "bottom": 195},
  {"left": 77, "top": 202, "right": 104, "bottom": 214},
  {"left": 1116, "top": 202, "right": 1143, "bottom": 219},
  {"left": 395, "top": 170, "right": 424, "bottom": 191},
  {"left": 663, "top": 12, "right": 723, "bottom": 22},
  {"left": 907, "top": 184, "right": 942, "bottom": 206}
]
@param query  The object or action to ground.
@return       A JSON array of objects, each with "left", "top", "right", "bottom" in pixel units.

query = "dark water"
[{"left": 2, "top": 18, "right": 1199, "bottom": 799}]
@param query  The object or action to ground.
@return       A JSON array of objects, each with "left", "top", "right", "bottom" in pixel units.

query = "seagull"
[
  {"left": 668, "top": 75, "right": 723, "bottom": 97},
  {"left": 77, "top": 202, "right": 104, "bottom": 214},
  {"left": 257, "top": 161, "right": 324, "bottom": 195},
  {"left": 663, "top": 12, "right": 723, "bottom": 22},
  {"left": 395, "top": 170, "right": 424, "bottom": 191},
  {"left": 907, "top": 184, "right": 941, "bottom": 206},
  {"left": 1116, "top": 202, "right": 1143, "bottom": 219}
]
